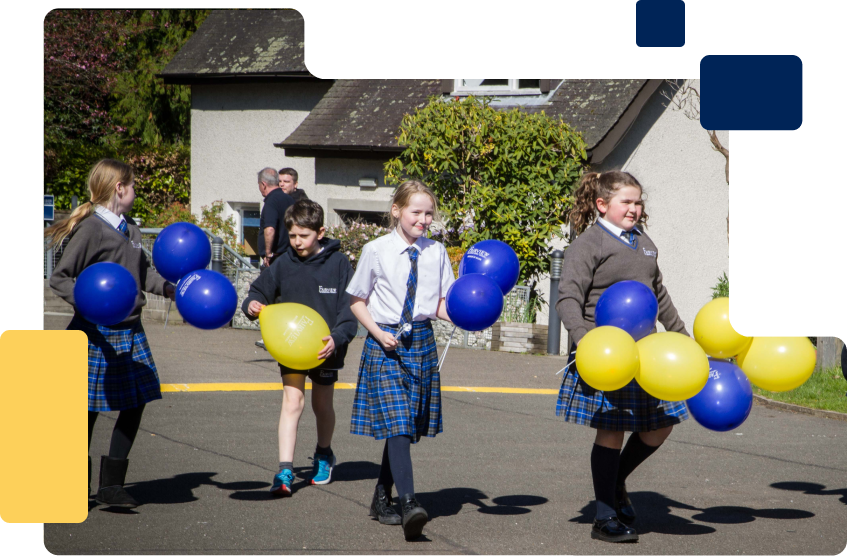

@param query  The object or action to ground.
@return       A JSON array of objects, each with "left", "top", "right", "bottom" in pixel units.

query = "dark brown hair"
[
  {"left": 278, "top": 167, "right": 299, "bottom": 183},
  {"left": 568, "top": 170, "right": 649, "bottom": 235},
  {"left": 284, "top": 200, "right": 324, "bottom": 232}
]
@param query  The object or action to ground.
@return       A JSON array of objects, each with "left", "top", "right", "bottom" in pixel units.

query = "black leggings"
[
  {"left": 377, "top": 435, "right": 414, "bottom": 499},
  {"left": 88, "top": 405, "right": 145, "bottom": 460}
]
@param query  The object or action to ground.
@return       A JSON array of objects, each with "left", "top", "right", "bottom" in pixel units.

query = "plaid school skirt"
[
  {"left": 350, "top": 321, "right": 442, "bottom": 443},
  {"left": 68, "top": 315, "right": 162, "bottom": 412},
  {"left": 556, "top": 347, "right": 688, "bottom": 432}
]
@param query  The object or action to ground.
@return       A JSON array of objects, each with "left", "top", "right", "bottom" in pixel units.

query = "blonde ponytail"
[{"left": 44, "top": 159, "right": 134, "bottom": 248}]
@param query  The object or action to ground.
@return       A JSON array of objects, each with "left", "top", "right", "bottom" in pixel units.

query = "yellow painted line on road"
[{"left": 160, "top": 383, "right": 557, "bottom": 394}]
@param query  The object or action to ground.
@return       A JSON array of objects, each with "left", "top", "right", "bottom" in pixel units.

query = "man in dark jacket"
[
  {"left": 279, "top": 167, "right": 309, "bottom": 202},
  {"left": 257, "top": 167, "right": 295, "bottom": 269}
]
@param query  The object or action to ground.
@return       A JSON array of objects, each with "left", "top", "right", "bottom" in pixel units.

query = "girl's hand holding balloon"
[
  {"left": 248, "top": 300, "right": 266, "bottom": 317},
  {"left": 164, "top": 284, "right": 176, "bottom": 301},
  {"left": 378, "top": 330, "right": 398, "bottom": 351},
  {"left": 317, "top": 336, "right": 335, "bottom": 359}
]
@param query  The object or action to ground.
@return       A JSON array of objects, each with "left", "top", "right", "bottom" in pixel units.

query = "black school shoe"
[
  {"left": 615, "top": 483, "right": 636, "bottom": 526},
  {"left": 591, "top": 516, "right": 638, "bottom": 543},
  {"left": 369, "top": 484, "right": 401, "bottom": 525},
  {"left": 400, "top": 494, "right": 428, "bottom": 540}
]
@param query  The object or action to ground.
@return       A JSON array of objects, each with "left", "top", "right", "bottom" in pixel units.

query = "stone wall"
[
  {"left": 433, "top": 319, "right": 492, "bottom": 350},
  {"left": 232, "top": 269, "right": 261, "bottom": 330}
]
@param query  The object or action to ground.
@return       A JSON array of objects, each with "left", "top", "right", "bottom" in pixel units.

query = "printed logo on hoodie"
[{"left": 319, "top": 286, "right": 337, "bottom": 294}]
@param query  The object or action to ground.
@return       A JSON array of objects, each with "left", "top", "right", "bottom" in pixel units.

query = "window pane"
[
  {"left": 461, "top": 79, "right": 509, "bottom": 88},
  {"left": 518, "top": 79, "right": 540, "bottom": 89}
]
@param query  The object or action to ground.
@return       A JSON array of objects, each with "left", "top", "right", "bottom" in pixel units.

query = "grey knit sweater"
[
  {"left": 50, "top": 214, "right": 170, "bottom": 325},
  {"left": 555, "top": 222, "right": 687, "bottom": 347}
]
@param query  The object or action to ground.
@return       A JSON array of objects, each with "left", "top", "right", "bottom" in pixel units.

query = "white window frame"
[{"left": 453, "top": 79, "right": 542, "bottom": 96}]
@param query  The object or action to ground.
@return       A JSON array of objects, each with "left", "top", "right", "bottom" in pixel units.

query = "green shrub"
[
  {"left": 385, "top": 95, "right": 587, "bottom": 296},
  {"left": 324, "top": 222, "right": 391, "bottom": 271},
  {"left": 711, "top": 272, "right": 729, "bottom": 299}
]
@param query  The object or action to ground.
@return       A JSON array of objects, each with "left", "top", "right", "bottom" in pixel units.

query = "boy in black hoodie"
[{"left": 242, "top": 200, "right": 358, "bottom": 496}]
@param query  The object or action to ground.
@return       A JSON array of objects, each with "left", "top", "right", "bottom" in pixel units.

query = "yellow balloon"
[
  {"left": 693, "top": 297, "right": 752, "bottom": 358},
  {"left": 259, "top": 303, "right": 331, "bottom": 370},
  {"left": 575, "top": 326, "right": 640, "bottom": 391},
  {"left": 635, "top": 332, "right": 709, "bottom": 401},
  {"left": 736, "top": 337, "right": 816, "bottom": 392}
]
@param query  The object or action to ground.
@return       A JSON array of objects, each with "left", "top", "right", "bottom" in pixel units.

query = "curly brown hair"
[{"left": 568, "top": 170, "right": 649, "bottom": 235}]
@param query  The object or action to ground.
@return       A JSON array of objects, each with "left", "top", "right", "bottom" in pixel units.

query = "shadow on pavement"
[
  {"left": 320, "top": 460, "right": 381, "bottom": 482},
  {"left": 771, "top": 481, "right": 847, "bottom": 506},
  {"left": 569, "top": 491, "right": 813, "bottom": 535},
  {"left": 416, "top": 487, "right": 548, "bottom": 520}
]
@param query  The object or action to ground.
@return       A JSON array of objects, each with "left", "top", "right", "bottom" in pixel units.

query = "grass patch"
[{"left": 752, "top": 367, "right": 847, "bottom": 413}]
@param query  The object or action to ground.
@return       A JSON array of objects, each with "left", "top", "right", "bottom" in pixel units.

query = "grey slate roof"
[
  {"left": 280, "top": 79, "right": 649, "bottom": 153},
  {"left": 160, "top": 9, "right": 311, "bottom": 82},
  {"left": 279, "top": 80, "right": 444, "bottom": 152}
]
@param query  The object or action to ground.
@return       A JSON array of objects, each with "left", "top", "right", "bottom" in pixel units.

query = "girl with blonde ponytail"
[{"left": 48, "top": 158, "right": 175, "bottom": 510}]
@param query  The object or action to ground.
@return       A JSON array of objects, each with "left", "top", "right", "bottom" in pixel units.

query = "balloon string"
[
  {"left": 393, "top": 322, "right": 412, "bottom": 340},
  {"left": 164, "top": 299, "right": 172, "bottom": 330},
  {"left": 437, "top": 326, "right": 457, "bottom": 373},
  {"left": 556, "top": 351, "right": 578, "bottom": 375}
]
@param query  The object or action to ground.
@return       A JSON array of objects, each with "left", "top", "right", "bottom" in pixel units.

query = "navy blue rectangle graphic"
[
  {"left": 636, "top": 0, "right": 685, "bottom": 47},
  {"left": 701, "top": 55, "right": 802, "bottom": 130}
]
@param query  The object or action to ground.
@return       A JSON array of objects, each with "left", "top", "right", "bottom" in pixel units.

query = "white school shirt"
[
  {"left": 346, "top": 229, "right": 456, "bottom": 324},
  {"left": 596, "top": 217, "right": 642, "bottom": 239},
  {"left": 94, "top": 205, "right": 127, "bottom": 230}
]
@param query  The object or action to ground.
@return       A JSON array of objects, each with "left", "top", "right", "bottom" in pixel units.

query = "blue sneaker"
[
  {"left": 270, "top": 469, "right": 293, "bottom": 496},
  {"left": 310, "top": 453, "right": 336, "bottom": 485}
]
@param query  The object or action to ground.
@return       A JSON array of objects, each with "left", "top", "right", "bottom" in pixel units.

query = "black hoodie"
[{"left": 242, "top": 238, "right": 358, "bottom": 370}]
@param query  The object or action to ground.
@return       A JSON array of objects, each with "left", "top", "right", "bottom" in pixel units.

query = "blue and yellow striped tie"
[{"left": 118, "top": 219, "right": 129, "bottom": 238}]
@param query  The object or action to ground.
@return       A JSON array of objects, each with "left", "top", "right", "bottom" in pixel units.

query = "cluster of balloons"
[
  {"left": 445, "top": 240, "right": 520, "bottom": 331},
  {"left": 259, "top": 303, "right": 331, "bottom": 370},
  {"left": 575, "top": 287, "right": 818, "bottom": 432},
  {"left": 153, "top": 222, "right": 237, "bottom": 330}
]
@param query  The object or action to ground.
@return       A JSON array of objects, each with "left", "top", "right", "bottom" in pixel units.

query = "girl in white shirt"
[{"left": 347, "top": 179, "right": 455, "bottom": 541}]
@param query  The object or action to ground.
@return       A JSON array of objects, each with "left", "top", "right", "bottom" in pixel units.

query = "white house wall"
[
  {"left": 536, "top": 81, "right": 729, "bottom": 352},
  {"left": 310, "top": 157, "right": 396, "bottom": 227},
  {"left": 190, "top": 81, "right": 332, "bottom": 229}
]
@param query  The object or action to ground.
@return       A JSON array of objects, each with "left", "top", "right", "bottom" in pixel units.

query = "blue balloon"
[
  {"left": 152, "top": 222, "right": 212, "bottom": 283},
  {"left": 594, "top": 280, "right": 658, "bottom": 341},
  {"left": 686, "top": 359, "right": 753, "bottom": 432},
  {"left": 175, "top": 270, "right": 238, "bottom": 330},
  {"left": 74, "top": 262, "right": 138, "bottom": 326},
  {"left": 445, "top": 273, "right": 504, "bottom": 332},
  {"left": 458, "top": 240, "right": 520, "bottom": 295}
]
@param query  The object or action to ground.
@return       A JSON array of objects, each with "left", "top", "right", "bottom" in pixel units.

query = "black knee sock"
[
  {"left": 315, "top": 444, "right": 333, "bottom": 457},
  {"left": 377, "top": 440, "right": 394, "bottom": 494},
  {"left": 386, "top": 435, "right": 414, "bottom": 500},
  {"left": 591, "top": 443, "right": 620, "bottom": 521},
  {"left": 616, "top": 432, "right": 660, "bottom": 487},
  {"left": 108, "top": 405, "right": 145, "bottom": 459}
]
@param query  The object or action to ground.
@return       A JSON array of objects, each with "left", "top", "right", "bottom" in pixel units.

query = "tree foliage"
[
  {"left": 44, "top": 9, "right": 209, "bottom": 212},
  {"left": 109, "top": 10, "right": 208, "bottom": 147},
  {"left": 384, "top": 96, "right": 587, "bottom": 293}
]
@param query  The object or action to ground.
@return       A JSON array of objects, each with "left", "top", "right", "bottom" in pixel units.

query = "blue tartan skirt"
[
  {"left": 68, "top": 315, "right": 162, "bottom": 412},
  {"left": 556, "top": 346, "right": 688, "bottom": 432},
  {"left": 350, "top": 321, "right": 442, "bottom": 443}
]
